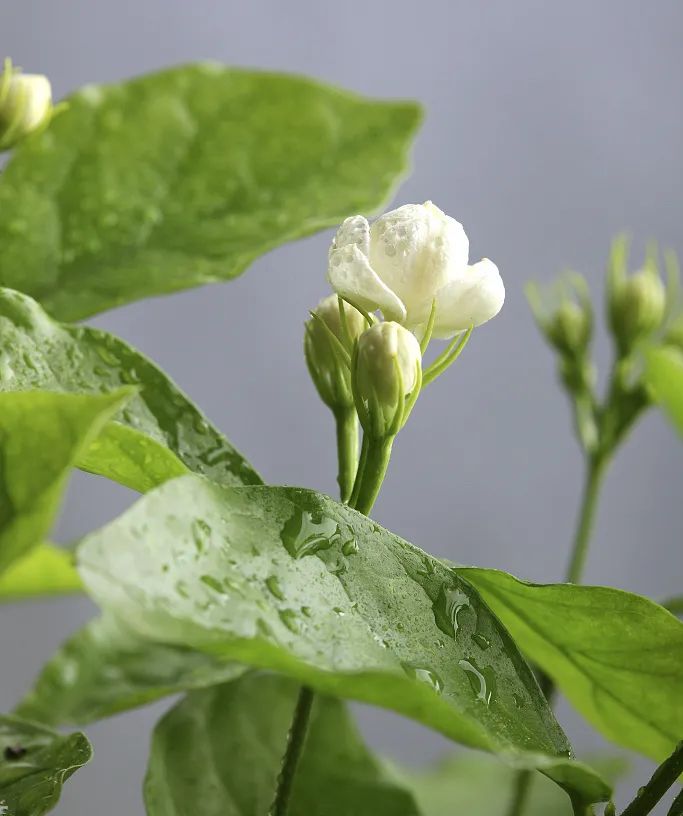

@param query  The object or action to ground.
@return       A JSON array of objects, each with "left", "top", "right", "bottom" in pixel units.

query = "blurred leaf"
[
  {"left": 76, "top": 476, "right": 611, "bottom": 808},
  {"left": 385, "top": 752, "right": 629, "bottom": 816},
  {"left": 0, "top": 388, "right": 132, "bottom": 573},
  {"left": 460, "top": 568, "right": 683, "bottom": 762},
  {"left": 0, "top": 544, "right": 81, "bottom": 602},
  {"left": 144, "top": 673, "right": 420, "bottom": 816},
  {"left": 0, "top": 288, "right": 261, "bottom": 491},
  {"left": 645, "top": 346, "right": 683, "bottom": 437},
  {"left": 0, "top": 715, "right": 91, "bottom": 816},
  {"left": 0, "top": 64, "right": 421, "bottom": 321},
  {"left": 16, "top": 615, "right": 244, "bottom": 726}
]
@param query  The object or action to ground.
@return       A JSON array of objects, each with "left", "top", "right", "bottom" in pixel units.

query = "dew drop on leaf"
[{"left": 458, "top": 657, "right": 497, "bottom": 705}]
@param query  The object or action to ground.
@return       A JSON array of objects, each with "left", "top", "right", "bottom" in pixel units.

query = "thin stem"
[
  {"left": 269, "top": 686, "right": 315, "bottom": 816},
  {"left": 352, "top": 436, "right": 393, "bottom": 516},
  {"left": 348, "top": 433, "right": 369, "bottom": 508},
  {"left": 620, "top": 741, "right": 683, "bottom": 816},
  {"left": 333, "top": 407, "right": 358, "bottom": 504},
  {"left": 565, "top": 454, "right": 608, "bottom": 583},
  {"left": 505, "top": 453, "right": 608, "bottom": 816},
  {"left": 667, "top": 787, "right": 683, "bottom": 816}
]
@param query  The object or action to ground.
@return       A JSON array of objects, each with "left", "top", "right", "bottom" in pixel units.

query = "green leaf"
[
  {"left": 0, "top": 387, "right": 132, "bottom": 573},
  {"left": 645, "top": 345, "right": 683, "bottom": 436},
  {"left": 0, "top": 288, "right": 261, "bottom": 491},
  {"left": 0, "top": 715, "right": 91, "bottom": 816},
  {"left": 0, "top": 544, "right": 81, "bottom": 602},
  {"left": 0, "top": 64, "right": 421, "bottom": 321},
  {"left": 144, "top": 672, "right": 420, "bottom": 816},
  {"left": 16, "top": 615, "right": 244, "bottom": 726},
  {"left": 385, "top": 753, "right": 629, "bottom": 816},
  {"left": 459, "top": 567, "right": 683, "bottom": 762},
  {"left": 76, "top": 476, "right": 611, "bottom": 807}
]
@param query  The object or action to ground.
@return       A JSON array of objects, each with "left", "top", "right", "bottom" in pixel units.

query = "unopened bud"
[
  {"left": 304, "top": 294, "right": 366, "bottom": 411},
  {"left": 608, "top": 268, "right": 666, "bottom": 354},
  {"left": 0, "top": 60, "right": 53, "bottom": 150},
  {"left": 352, "top": 321, "right": 422, "bottom": 438},
  {"left": 526, "top": 275, "right": 593, "bottom": 359},
  {"left": 547, "top": 300, "right": 592, "bottom": 357}
]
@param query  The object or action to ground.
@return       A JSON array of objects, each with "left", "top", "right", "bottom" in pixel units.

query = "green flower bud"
[
  {"left": 526, "top": 274, "right": 593, "bottom": 359},
  {"left": 608, "top": 268, "right": 666, "bottom": 354},
  {"left": 304, "top": 294, "right": 366, "bottom": 411},
  {"left": 0, "top": 60, "right": 53, "bottom": 151},
  {"left": 546, "top": 300, "right": 592, "bottom": 357},
  {"left": 352, "top": 321, "right": 422, "bottom": 439}
]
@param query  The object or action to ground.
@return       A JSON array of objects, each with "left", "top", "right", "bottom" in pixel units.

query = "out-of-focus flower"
[{"left": 0, "top": 60, "right": 53, "bottom": 150}]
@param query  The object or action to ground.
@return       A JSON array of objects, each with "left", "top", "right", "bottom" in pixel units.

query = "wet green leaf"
[
  {"left": 385, "top": 752, "right": 629, "bottom": 816},
  {"left": 144, "top": 673, "right": 420, "bottom": 816},
  {"left": 0, "top": 64, "right": 421, "bottom": 321},
  {"left": 0, "top": 288, "right": 261, "bottom": 491},
  {"left": 16, "top": 615, "right": 244, "bottom": 726},
  {"left": 0, "top": 544, "right": 81, "bottom": 602},
  {"left": 459, "top": 568, "right": 683, "bottom": 762},
  {"left": 0, "top": 388, "right": 132, "bottom": 573},
  {"left": 645, "top": 346, "right": 683, "bottom": 437},
  {"left": 0, "top": 715, "right": 91, "bottom": 816},
  {"left": 76, "top": 476, "right": 611, "bottom": 808}
]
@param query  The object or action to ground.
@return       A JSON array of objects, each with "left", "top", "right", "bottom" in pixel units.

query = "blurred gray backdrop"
[{"left": 1, "top": 0, "right": 682, "bottom": 813}]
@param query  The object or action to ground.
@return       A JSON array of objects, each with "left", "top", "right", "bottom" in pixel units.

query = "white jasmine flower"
[{"left": 328, "top": 201, "right": 504, "bottom": 338}]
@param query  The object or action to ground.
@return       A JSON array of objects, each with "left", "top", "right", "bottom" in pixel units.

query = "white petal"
[
  {"left": 329, "top": 215, "right": 371, "bottom": 259},
  {"left": 432, "top": 258, "right": 505, "bottom": 337},
  {"left": 328, "top": 243, "right": 406, "bottom": 322}
]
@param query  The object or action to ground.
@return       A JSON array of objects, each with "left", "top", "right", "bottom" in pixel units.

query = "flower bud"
[
  {"left": 546, "top": 301, "right": 592, "bottom": 357},
  {"left": 304, "top": 294, "right": 366, "bottom": 411},
  {"left": 352, "top": 321, "right": 422, "bottom": 438},
  {"left": 0, "top": 61, "right": 53, "bottom": 150},
  {"left": 608, "top": 268, "right": 666, "bottom": 354},
  {"left": 526, "top": 274, "right": 593, "bottom": 359}
]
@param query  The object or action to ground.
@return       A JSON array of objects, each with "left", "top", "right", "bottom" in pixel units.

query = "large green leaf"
[
  {"left": 0, "top": 387, "right": 132, "bottom": 573},
  {"left": 0, "top": 715, "right": 91, "bottom": 816},
  {"left": 645, "top": 346, "right": 683, "bottom": 437},
  {"left": 144, "top": 673, "right": 420, "bottom": 816},
  {"left": 0, "top": 64, "right": 421, "bottom": 321},
  {"left": 16, "top": 615, "right": 244, "bottom": 726},
  {"left": 0, "top": 544, "right": 81, "bottom": 602},
  {"left": 459, "top": 568, "right": 683, "bottom": 762},
  {"left": 0, "top": 288, "right": 260, "bottom": 491},
  {"left": 385, "top": 753, "right": 628, "bottom": 816},
  {"left": 76, "top": 476, "right": 611, "bottom": 808}
]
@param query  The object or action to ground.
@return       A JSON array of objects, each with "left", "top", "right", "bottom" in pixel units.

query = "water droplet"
[
  {"left": 326, "top": 553, "right": 348, "bottom": 576},
  {"left": 192, "top": 519, "right": 211, "bottom": 553},
  {"left": 200, "top": 575, "right": 226, "bottom": 594},
  {"left": 403, "top": 663, "right": 443, "bottom": 693},
  {"left": 341, "top": 538, "right": 359, "bottom": 556},
  {"left": 279, "top": 609, "right": 301, "bottom": 634},
  {"left": 280, "top": 508, "right": 338, "bottom": 559},
  {"left": 95, "top": 345, "right": 120, "bottom": 367},
  {"left": 175, "top": 580, "right": 190, "bottom": 599},
  {"left": 512, "top": 693, "right": 525, "bottom": 709},
  {"left": 459, "top": 658, "right": 496, "bottom": 705},
  {"left": 332, "top": 606, "right": 346, "bottom": 616},
  {"left": 193, "top": 415, "right": 209, "bottom": 434},
  {"left": 472, "top": 633, "right": 491, "bottom": 650},
  {"left": 433, "top": 583, "right": 471, "bottom": 639},
  {"left": 301, "top": 606, "right": 312, "bottom": 617},
  {"left": 266, "top": 575, "right": 285, "bottom": 601}
]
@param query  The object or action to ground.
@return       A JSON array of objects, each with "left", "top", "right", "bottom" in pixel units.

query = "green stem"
[
  {"left": 352, "top": 436, "right": 393, "bottom": 516},
  {"left": 620, "top": 741, "right": 683, "bottom": 816},
  {"left": 333, "top": 407, "right": 358, "bottom": 504},
  {"left": 667, "top": 787, "right": 683, "bottom": 816},
  {"left": 505, "top": 454, "right": 608, "bottom": 816},
  {"left": 269, "top": 686, "right": 315, "bottom": 816}
]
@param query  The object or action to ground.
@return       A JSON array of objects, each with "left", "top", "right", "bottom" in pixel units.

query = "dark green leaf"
[
  {"left": 0, "top": 715, "right": 91, "bottom": 816},
  {"left": 0, "top": 544, "right": 81, "bottom": 602},
  {"left": 385, "top": 752, "right": 629, "bottom": 816},
  {"left": 459, "top": 567, "right": 683, "bottom": 762},
  {"left": 0, "top": 387, "right": 132, "bottom": 573},
  {"left": 645, "top": 346, "right": 683, "bottom": 437},
  {"left": 0, "top": 64, "right": 421, "bottom": 321},
  {"left": 16, "top": 614, "right": 244, "bottom": 726},
  {"left": 144, "top": 673, "right": 419, "bottom": 816},
  {"left": 0, "top": 288, "right": 261, "bottom": 491},
  {"left": 76, "top": 476, "right": 611, "bottom": 807}
]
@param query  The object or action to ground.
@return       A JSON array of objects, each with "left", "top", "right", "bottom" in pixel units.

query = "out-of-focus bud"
[
  {"left": 352, "top": 321, "right": 422, "bottom": 438},
  {"left": 0, "top": 59, "right": 53, "bottom": 151},
  {"left": 526, "top": 274, "right": 593, "bottom": 359},
  {"left": 304, "top": 294, "right": 366, "bottom": 411},
  {"left": 608, "top": 264, "right": 666, "bottom": 355}
]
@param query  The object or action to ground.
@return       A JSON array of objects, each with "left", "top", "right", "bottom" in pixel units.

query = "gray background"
[{"left": 1, "top": 0, "right": 682, "bottom": 813}]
